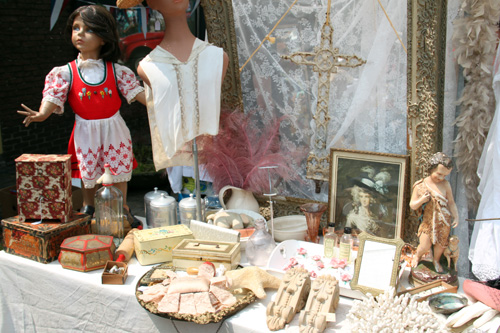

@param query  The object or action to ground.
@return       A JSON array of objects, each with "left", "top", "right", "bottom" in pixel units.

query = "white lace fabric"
[{"left": 233, "top": 0, "right": 407, "bottom": 200}]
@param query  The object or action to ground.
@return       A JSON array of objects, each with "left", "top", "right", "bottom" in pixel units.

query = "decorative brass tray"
[{"left": 135, "top": 263, "right": 257, "bottom": 324}]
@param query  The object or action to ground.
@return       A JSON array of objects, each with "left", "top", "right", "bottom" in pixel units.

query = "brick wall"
[{"left": 0, "top": 1, "right": 151, "bottom": 172}]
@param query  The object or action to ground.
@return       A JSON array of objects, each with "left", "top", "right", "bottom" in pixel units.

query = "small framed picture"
[{"left": 328, "top": 149, "right": 409, "bottom": 239}]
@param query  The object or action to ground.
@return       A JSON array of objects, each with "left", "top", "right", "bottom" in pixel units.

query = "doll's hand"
[
  {"left": 17, "top": 104, "right": 40, "bottom": 127},
  {"left": 452, "top": 218, "right": 459, "bottom": 228},
  {"left": 17, "top": 103, "right": 53, "bottom": 127}
]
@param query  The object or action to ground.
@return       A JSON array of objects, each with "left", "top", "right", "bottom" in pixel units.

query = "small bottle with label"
[
  {"left": 323, "top": 222, "right": 338, "bottom": 258},
  {"left": 339, "top": 227, "right": 353, "bottom": 262}
]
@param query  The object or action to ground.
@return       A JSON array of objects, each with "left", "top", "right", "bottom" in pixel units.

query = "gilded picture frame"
[
  {"left": 328, "top": 149, "right": 409, "bottom": 239},
  {"left": 350, "top": 232, "right": 405, "bottom": 297}
]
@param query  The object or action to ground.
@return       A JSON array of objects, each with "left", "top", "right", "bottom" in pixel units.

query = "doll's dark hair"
[
  {"left": 66, "top": 5, "right": 121, "bottom": 63},
  {"left": 427, "top": 152, "right": 453, "bottom": 173}
]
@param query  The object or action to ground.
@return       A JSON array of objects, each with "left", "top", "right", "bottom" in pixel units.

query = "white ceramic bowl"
[{"left": 268, "top": 215, "right": 307, "bottom": 242}]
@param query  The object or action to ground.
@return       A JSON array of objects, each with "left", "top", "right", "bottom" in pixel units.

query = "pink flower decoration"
[
  {"left": 310, "top": 271, "right": 317, "bottom": 278},
  {"left": 341, "top": 273, "right": 352, "bottom": 282},
  {"left": 330, "top": 258, "right": 348, "bottom": 269},
  {"left": 289, "top": 257, "right": 298, "bottom": 267},
  {"left": 312, "top": 255, "right": 322, "bottom": 261},
  {"left": 283, "top": 264, "right": 292, "bottom": 271},
  {"left": 297, "top": 248, "right": 307, "bottom": 256},
  {"left": 316, "top": 261, "right": 325, "bottom": 269}
]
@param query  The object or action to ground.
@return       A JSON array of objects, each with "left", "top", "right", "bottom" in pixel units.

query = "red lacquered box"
[
  {"left": 1, "top": 212, "right": 91, "bottom": 263},
  {"left": 59, "top": 234, "right": 115, "bottom": 272},
  {"left": 15, "top": 154, "right": 73, "bottom": 222}
]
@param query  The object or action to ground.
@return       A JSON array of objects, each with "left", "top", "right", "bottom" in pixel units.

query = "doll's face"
[
  {"left": 430, "top": 164, "right": 452, "bottom": 183},
  {"left": 71, "top": 15, "right": 105, "bottom": 57}
]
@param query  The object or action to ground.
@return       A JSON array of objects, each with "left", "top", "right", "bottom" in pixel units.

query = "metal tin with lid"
[
  {"left": 178, "top": 193, "right": 205, "bottom": 227},
  {"left": 150, "top": 193, "right": 177, "bottom": 228},
  {"left": 144, "top": 187, "right": 169, "bottom": 227}
]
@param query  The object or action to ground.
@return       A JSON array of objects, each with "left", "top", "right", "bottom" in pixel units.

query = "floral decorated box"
[
  {"left": 134, "top": 224, "right": 194, "bottom": 266},
  {"left": 1, "top": 212, "right": 91, "bottom": 263},
  {"left": 15, "top": 154, "right": 73, "bottom": 222}
]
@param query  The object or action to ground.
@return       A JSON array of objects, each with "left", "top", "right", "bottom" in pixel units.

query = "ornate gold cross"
[{"left": 282, "top": 0, "right": 365, "bottom": 190}]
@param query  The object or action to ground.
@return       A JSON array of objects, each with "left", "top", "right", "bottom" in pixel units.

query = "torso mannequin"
[
  {"left": 138, "top": 0, "right": 229, "bottom": 87},
  {"left": 136, "top": 0, "right": 229, "bottom": 170}
]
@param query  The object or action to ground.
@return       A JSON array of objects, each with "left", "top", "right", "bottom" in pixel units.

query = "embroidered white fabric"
[
  {"left": 233, "top": 0, "right": 407, "bottom": 200},
  {"left": 468, "top": 45, "right": 500, "bottom": 282},
  {"left": 140, "top": 39, "right": 223, "bottom": 170}
]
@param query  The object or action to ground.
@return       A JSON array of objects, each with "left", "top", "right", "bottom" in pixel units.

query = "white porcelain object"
[
  {"left": 226, "top": 209, "right": 266, "bottom": 251},
  {"left": 268, "top": 215, "right": 307, "bottom": 242},
  {"left": 219, "top": 185, "right": 260, "bottom": 213},
  {"left": 267, "top": 240, "right": 364, "bottom": 299}
]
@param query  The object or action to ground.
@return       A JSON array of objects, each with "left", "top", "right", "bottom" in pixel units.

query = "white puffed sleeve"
[
  {"left": 114, "top": 63, "right": 144, "bottom": 104},
  {"left": 41, "top": 65, "right": 71, "bottom": 114}
]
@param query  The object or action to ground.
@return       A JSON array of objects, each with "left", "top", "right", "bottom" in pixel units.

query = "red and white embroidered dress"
[{"left": 41, "top": 54, "right": 144, "bottom": 188}]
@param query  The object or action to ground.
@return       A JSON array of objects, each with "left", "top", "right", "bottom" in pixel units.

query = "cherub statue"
[{"left": 409, "top": 152, "right": 459, "bottom": 273}]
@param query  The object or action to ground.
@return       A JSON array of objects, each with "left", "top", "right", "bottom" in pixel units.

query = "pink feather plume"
[{"left": 199, "top": 110, "right": 302, "bottom": 194}]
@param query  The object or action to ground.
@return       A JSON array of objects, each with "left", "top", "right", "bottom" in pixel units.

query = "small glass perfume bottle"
[
  {"left": 246, "top": 219, "right": 276, "bottom": 266},
  {"left": 339, "top": 227, "right": 352, "bottom": 262},
  {"left": 323, "top": 222, "right": 338, "bottom": 258}
]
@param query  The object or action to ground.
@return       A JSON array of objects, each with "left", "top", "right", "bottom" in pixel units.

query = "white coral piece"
[{"left": 347, "top": 288, "right": 449, "bottom": 332}]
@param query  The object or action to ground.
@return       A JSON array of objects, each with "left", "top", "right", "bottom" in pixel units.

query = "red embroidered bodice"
[{"left": 67, "top": 60, "right": 121, "bottom": 119}]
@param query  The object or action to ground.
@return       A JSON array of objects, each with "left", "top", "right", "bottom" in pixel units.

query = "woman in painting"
[{"left": 345, "top": 170, "right": 391, "bottom": 237}]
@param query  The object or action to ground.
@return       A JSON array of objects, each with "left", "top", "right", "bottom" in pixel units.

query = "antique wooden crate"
[
  {"left": 59, "top": 234, "right": 115, "bottom": 272},
  {"left": 1, "top": 212, "right": 91, "bottom": 263},
  {"left": 15, "top": 154, "right": 73, "bottom": 222},
  {"left": 134, "top": 224, "right": 194, "bottom": 265},
  {"left": 172, "top": 239, "right": 241, "bottom": 271}
]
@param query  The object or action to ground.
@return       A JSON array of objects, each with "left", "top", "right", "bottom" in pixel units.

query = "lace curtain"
[{"left": 233, "top": 0, "right": 408, "bottom": 201}]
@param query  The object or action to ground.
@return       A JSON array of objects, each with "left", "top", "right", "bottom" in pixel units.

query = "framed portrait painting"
[{"left": 328, "top": 149, "right": 409, "bottom": 239}]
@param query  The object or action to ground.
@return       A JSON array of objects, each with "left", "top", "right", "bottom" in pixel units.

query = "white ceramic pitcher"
[{"left": 218, "top": 185, "right": 260, "bottom": 213}]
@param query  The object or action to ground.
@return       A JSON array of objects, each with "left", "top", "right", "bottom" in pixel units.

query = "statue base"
[{"left": 409, "top": 258, "right": 458, "bottom": 287}]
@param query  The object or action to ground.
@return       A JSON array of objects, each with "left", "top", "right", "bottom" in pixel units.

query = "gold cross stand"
[{"left": 281, "top": 0, "right": 366, "bottom": 191}]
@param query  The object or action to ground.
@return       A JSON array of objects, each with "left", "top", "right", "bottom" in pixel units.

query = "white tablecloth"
[{"left": 0, "top": 251, "right": 355, "bottom": 333}]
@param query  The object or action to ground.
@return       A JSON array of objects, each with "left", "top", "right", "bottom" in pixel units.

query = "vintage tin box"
[
  {"left": 58, "top": 234, "right": 115, "bottom": 272},
  {"left": 1, "top": 212, "right": 91, "bottom": 263},
  {"left": 15, "top": 154, "right": 73, "bottom": 222},
  {"left": 172, "top": 239, "right": 241, "bottom": 271},
  {"left": 134, "top": 224, "right": 194, "bottom": 265}
]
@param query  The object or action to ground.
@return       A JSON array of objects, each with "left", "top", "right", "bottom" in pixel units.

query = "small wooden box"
[
  {"left": 134, "top": 224, "right": 194, "bottom": 265},
  {"left": 58, "top": 234, "right": 115, "bottom": 272},
  {"left": 102, "top": 261, "right": 128, "bottom": 284},
  {"left": 397, "top": 280, "right": 458, "bottom": 302},
  {"left": 15, "top": 154, "right": 73, "bottom": 222},
  {"left": 172, "top": 239, "right": 241, "bottom": 271},
  {"left": 1, "top": 212, "right": 91, "bottom": 263}
]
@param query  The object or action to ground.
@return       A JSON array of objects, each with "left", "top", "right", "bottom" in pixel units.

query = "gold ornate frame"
[
  {"left": 201, "top": 0, "right": 446, "bottom": 243},
  {"left": 350, "top": 232, "right": 405, "bottom": 297},
  {"left": 328, "top": 149, "right": 409, "bottom": 240}
]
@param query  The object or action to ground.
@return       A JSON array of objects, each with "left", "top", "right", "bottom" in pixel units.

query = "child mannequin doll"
[
  {"left": 118, "top": 0, "right": 229, "bottom": 170},
  {"left": 409, "top": 152, "right": 459, "bottom": 273},
  {"left": 17, "top": 5, "right": 146, "bottom": 226}
]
